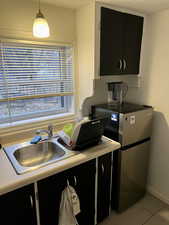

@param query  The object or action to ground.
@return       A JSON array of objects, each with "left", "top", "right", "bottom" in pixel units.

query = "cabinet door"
[
  {"left": 38, "top": 159, "right": 96, "bottom": 225},
  {"left": 123, "top": 13, "right": 144, "bottom": 74},
  {"left": 0, "top": 184, "right": 37, "bottom": 225},
  {"left": 100, "top": 7, "right": 124, "bottom": 75},
  {"left": 97, "top": 152, "right": 112, "bottom": 223},
  {"left": 100, "top": 7, "right": 144, "bottom": 76},
  {"left": 73, "top": 160, "right": 96, "bottom": 225},
  {"left": 38, "top": 172, "right": 65, "bottom": 225}
]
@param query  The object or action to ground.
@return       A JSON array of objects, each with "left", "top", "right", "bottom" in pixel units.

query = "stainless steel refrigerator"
[{"left": 91, "top": 102, "right": 153, "bottom": 212}]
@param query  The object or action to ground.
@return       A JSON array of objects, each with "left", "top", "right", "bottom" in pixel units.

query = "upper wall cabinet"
[{"left": 100, "top": 7, "right": 144, "bottom": 76}]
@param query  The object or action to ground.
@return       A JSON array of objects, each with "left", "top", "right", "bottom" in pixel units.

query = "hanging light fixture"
[{"left": 33, "top": 0, "right": 50, "bottom": 38}]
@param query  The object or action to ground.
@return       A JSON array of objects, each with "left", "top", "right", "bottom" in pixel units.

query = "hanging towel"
[{"left": 58, "top": 183, "right": 81, "bottom": 225}]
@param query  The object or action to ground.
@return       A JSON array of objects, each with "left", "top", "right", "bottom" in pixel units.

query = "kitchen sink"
[
  {"left": 3, "top": 137, "right": 77, "bottom": 174},
  {"left": 14, "top": 141, "right": 65, "bottom": 167}
]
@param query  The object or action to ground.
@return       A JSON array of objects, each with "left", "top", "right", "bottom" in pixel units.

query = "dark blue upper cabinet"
[{"left": 100, "top": 7, "right": 144, "bottom": 76}]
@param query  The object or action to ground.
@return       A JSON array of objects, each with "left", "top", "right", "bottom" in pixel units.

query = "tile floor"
[{"left": 99, "top": 194, "right": 169, "bottom": 225}]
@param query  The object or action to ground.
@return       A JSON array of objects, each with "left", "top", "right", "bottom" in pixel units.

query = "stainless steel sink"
[{"left": 3, "top": 137, "right": 77, "bottom": 174}]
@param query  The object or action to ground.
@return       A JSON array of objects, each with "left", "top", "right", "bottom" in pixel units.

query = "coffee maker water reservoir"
[{"left": 107, "top": 82, "right": 128, "bottom": 105}]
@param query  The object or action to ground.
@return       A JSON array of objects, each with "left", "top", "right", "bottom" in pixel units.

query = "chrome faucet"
[{"left": 36, "top": 124, "right": 53, "bottom": 139}]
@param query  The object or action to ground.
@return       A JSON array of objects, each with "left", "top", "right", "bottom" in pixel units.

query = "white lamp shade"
[{"left": 33, "top": 17, "right": 50, "bottom": 38}]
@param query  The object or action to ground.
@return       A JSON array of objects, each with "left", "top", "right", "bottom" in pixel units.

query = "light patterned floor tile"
[
  {"left": 134, "top": 194, "right": 168, "bottom": 214},
  {"left": 145, "top": 207, "right": 169, "bottom": 225},
  {"left": 99, "top": 206, "right": 151, "bottom": 225},
  {"left": 99, "top": 194, "right": 169, "bottom": 225}
]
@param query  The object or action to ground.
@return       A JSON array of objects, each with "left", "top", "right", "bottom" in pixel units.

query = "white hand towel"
[{"left": 58, "top": 184, "right": 80, "bottom": 225}]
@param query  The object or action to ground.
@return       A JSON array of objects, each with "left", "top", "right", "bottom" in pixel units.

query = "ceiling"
[
  {"left": 40, "top": 0, "right": 92, "bottom": 9},
  {"left": 40, "top": 0, "right": 169, "bottom": 14},
  {"left": 97, "top": 0, "right": 169, "bottom": 14}
]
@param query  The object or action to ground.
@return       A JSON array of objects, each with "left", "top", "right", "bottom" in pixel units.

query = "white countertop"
[{"left": 0, "top": 136, "right": 120, "bottom": 196}]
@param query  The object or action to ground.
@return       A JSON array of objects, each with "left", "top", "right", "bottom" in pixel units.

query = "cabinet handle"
[
  {"left": 123, "top": 59, "right": 127, "bottom": 71},
  {"left": 74, "top": 176, "right": 77, "bottom": 186},
  {"left": 119, "top": 59, "right": 122, "bottom": 70},
  {"left": 29, "top": 195, "right": 33, "bottom": 208},
  {"left": 101, "top": 164, "right": 105, "bottom": 174}
]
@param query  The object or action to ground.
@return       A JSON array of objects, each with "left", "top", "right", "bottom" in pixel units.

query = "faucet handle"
[{"left": 36, "top": 130, "right": 41, "bottom": 135}]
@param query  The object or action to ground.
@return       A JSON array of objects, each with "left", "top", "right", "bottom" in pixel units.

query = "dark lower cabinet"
[
  {"left": 38, "top": 159, "right": 96, "bottom": 225},
  {"left": 37, "top": 172, "right": 65, "bottom": 225},
  {"left": 97, "top": 152, "right": 112, "bottom": 223},
  {"left": 0, "top": 184, "right": 37, "bottom": 225},
  {"left": 74, "top": 161, "right": 96, "bottom": 225},
  {"left": 0, "top": 153, "right": 114, "bottom": 225}
]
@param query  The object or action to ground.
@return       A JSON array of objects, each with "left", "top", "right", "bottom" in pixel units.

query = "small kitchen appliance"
[
  {"left": 91, "top": 102, "right": 153, "bottom": 212},
  {"left": 107, "top": 81, "right": 128, "bottom": 105}
]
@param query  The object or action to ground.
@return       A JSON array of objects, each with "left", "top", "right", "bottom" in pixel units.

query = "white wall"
[
  {"left": 75, "top": 2, "right": 95, "bottom": 110},
  {"left": 127, "top": 9, "right": 169, "bottom": 204},
  {"left": 0, "top": 0, "right": 75, "bottom": 43}
]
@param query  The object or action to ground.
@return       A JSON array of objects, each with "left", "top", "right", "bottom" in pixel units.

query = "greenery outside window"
[{"left": 0, "top": 40, "right": 74, "bottom": 125}]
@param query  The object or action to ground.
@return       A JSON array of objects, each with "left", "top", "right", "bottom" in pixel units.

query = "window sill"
[{"left": 0, "top": 113, "right": 76, "bottom": 142}]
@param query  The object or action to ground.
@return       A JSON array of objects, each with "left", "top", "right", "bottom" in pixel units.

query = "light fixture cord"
[{"left": 38, "top": 0, "right": 40, "bottom": 11}]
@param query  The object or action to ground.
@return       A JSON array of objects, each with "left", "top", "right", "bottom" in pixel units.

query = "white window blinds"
[{"left": 0, "top": 41, "right": 74, "bottom": 124}]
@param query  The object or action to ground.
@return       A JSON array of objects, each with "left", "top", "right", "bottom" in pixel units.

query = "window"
[{"left": 0, "top": 40, "right": 74, "bottom": 125}]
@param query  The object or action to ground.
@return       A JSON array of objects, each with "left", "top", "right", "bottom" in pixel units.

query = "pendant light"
[{"left": 33, "top": 0, "right": 50, "bottom": 38}]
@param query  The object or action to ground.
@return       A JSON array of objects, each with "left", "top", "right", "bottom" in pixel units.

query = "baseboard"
[{"left": 147, "top": 185, "right": 169, "bottom": 206}]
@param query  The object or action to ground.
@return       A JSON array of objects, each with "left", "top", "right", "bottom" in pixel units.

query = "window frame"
[{"left": 0, "top": 38, "right": 76, "bottom": 132}]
